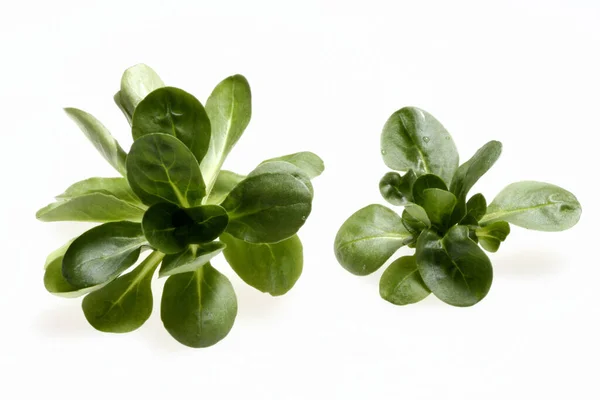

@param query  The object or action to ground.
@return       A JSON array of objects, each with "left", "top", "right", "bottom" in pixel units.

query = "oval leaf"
[
  {"left": 221, "top": 170, "right": 312, "bottom": 244},
  {"left": 160, "top": 242, "right": 226, "bottom": 277},
  {"left": 421, "top": 188, "right": 457, "bottom": 229},
  {"left": 381, "top": 107, "right": 459, "bottom": 184},
  {"left": 411, "top": 174, "right": 447, "bottom": 206},
  {"left": 476, "top": 221, "right": 510, "bottom": 253},
  {"left": 202, "top": 75, "right": 252, "bottom": 192},
  {"left": 132, "top": 87, "right": 211, "bottom": 164},
  {"left": 205, "top": 170, "right": 245, "bottom": 205},
  {"left": 260, "top": 151, "right": 325, "bottom": 179},
  {"left": 462, "top": 193, "right": 487, "bottom": 223},
  {"left": 142, "top": 202, "right": 189, "bottom": 254},
  {"left": 161, "top": 263, "right": 237, "bottom": 348},
  {"left": 334, "top": 204, "right": 413, "bottom": 276},
  {"left": 221, "top": 233, "right": 302, "bottom": 296},
  {"left": 56, "top": 177, "right": 143, "bottom": 205},
  {"left": 82, "top": 251, "right": 163, "bottom": 333},
  {"left": 64, "top": 108, "right": 127, "bottom": 175},
  {"left": 416, "top": 225, "right": 493, "bottom": 307},
  {"left": 379, "top": 170, "right": 417, "bottom": 206},
  {"left": 480, "top": 181, "right": 582, "bottom": 231},
  {"left": 183, "top": 205, "right": 229, "bottom": 244},
  {"left": 119, "top": 64, "right": 165, "bottom": 119},
  {"left": 62, "top": 222, "right": 146, "bottom": 288},
  {"left": 37, "top": 190, "right": 145, "bottom": 223},
  {"left": 379, "top": 256, "right": 430, "bottom": 305},
  {"left": 126, "top": 133, "right": 205, "bottom": 208}
]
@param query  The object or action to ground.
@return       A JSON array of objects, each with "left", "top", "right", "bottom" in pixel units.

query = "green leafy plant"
[
  {"left": 37, "top": 64, "right": 324, "bottom": 347},
  {"left": 334, "top": 107, "right": 581, "bottom": 307}
]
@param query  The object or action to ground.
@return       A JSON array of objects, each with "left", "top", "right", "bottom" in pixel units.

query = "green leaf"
[
  {"left": 403, "top": 203, "right": 431, "bottom": 228},
  {"left": 334, "top": 204, "right": 413, "bottom": 276},
  {"left": 43, "top": 238, "right": 106, "bottom": 298},
  {"left": 480, "top": 181, "right": 582, "bottom": 231},
  {"left": 62, "top": 222, "right": 146, "bottom": 288},
  {"left": 119, "top": 63, "right": 165, "bottom": 119},
  {"left": 416, "top": 225, "right": 493, "bottom": 307},
  {"left": 381, "top": 107, "right": 459, "bottom": 184},
  {"left": 420, "top": 188, "right": 457, "bottom": 229},
  {"left": 450, "top": 141, "right": 502, "bottom": 221},
  {"left": 142, "top": 203, "right": 228, "bottom": 254},
  {"left": 36, "top": 193, "right": 145, "bottom": 223},
  {"left": 401, "top": 208, "right": 428, "bottom": 236},
  {"left": 411, "top": 174, "right": 447, "bottom": 206},
  {"left": 126, "top": 133, "right": 205, "bottom": 208},
  {"left": 379, "top": 256, "right": 430, "bottom": 305},
  {"left": 261, "top": 151, "right": 325, "bottom": 179},
  {"left": 56, "top": 177, "right": 142, "bottom": 205},
  {"left": 462, "top": 193, "right": 487, "bottom": 224},
  {"left": 248, "top": 160, "right": 314, "bottom": 195},
  {"left": 159, "top": 242, "right": 226, "bottom": 277},
  {"left": 221, "top": 233, "right": 302, "bottom": 296},
  {"left": 113, "top": 91, "right": 132, "bottom": 125},
  {"left": 379, "top": 170, "right": 417, "bottom": 206},
  {"left": 64, "top": 108, "right": 127, "bottom": 175},
  {"left": 205, "top": 170, "right": 245, "bottom": 205},
  {"left": 132, "top": 87, "right": 211, "bottom": 164},
  {"left": 82, "top": 251, "right": 164, "bottom": 333},
  {"left": 221, "top": 166, "right": 313, "bottom": 244},
  {"left": 476, "top": 221, "right": 510, "bottom": 253},
  {"left": 161, "top": 263, "right": 237, "bottom": 348},
  {"left": 202, "top": 75, "right": 252, "bottom": 193}
]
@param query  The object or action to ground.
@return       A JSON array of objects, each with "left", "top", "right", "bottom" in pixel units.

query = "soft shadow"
[
  {"left": 233, "top": 282, "right": 286, "bottom": 320},
  {"left": 33, "top": 303, "right": 95, "bottom": 338},
  {"left": 494, "top": 250, "right": 566, "bottom": 278}
]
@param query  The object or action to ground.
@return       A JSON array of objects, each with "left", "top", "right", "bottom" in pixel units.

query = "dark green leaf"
[
  {"left": 205, "top": 170, "right": 245, "bottom": 205},
  {"left": 62, "top": 222, "right": 146, "bottom": 288},
  {"left": 416, "top": 225, "right": 493, "bottom": 307},
  {"left": 44, "top": 239, "right": 105, "bottom": 298},
  {"left": 142, "top": 203, "right": 228, "bottom": 254},
  {"left": 420, "top": 188, "right": 457, "bottom": 229},
  {"left": 381, "top": 107, "right": 459, "bottom": 184},
  {"left": 403, "top": 203, "right": 431, "bottom": 228},
  {"left": 476, "top": 221, "right": 510, "bottom": 253},
  {"left": 401, "top": 209, "right": 428, "bottom": 236},
  {"left": 126, "top": 133, "right": 205, "bottom": 208},
  {"left": 221, "top": 166, "right": 312, "bottom": 243},
  {"left": 82, "top": 251, "right": 163, "bottom": 333},
  {"left": 119, "top": 63, "right": 165, "bottom": 118},
  {"left": 161, "top": 263, "right": 237, "bottom": 348},
  {"left": 411, "top": 174, "right": 447, "bottom": 206},
  {"left": 202, "top": 75, "right": 252, "bottom": 192},
  {"left": 450, "top": 141, "right": 502, "bottom": 221},
  {"left": 334, "top": 204, "right": 413, "bottom": 276},
  {"left": 221, "top": 233, "right": 302, "bottom": 296},
  {"left": 481, "top": 181, "right": 582, "bottom": 231},
  {"left": 379, "top": 170, "right": 417, "bottom": 206},
  {"left": 64, "top": 108, "right": 127, "bottom": 175},
  {"left": 248, "top": 160, "right": 313, "bottom": 195},
  {"left": 379, "top": 256, "right": 430, "bottom": 305},
  {"left": 261, "top": 151, "right": 325, "bottom": 179},
  {"left": 462, "top": 193, "right": 487, "bottom": 223},
  {"left": 132, "top": 87, "right": 211, "bottom": 164},
  {"left": 159, "top": 242, "right": 226, "bottom": 277}
]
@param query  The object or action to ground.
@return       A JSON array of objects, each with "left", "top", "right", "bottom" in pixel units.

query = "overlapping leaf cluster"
[
  {"left": 38, "top": 64, "right": 324, "bottom": 347},
  {"left": 334, "top": 107, "right": 581, "bottom": 307}
]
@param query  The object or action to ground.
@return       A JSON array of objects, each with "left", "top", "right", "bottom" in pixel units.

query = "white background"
[{"left": 1, "top": 0, "right": 598, "bottom": 398}]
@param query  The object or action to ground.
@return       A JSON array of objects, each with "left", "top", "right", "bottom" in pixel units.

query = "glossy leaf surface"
[
  {"left": 161, "top": 264, "right": 237, "bottom": 348},
  {"left": 334, "top": 204, "right": 413, "bottom": 276},
  {"left": 82, "top": 251, "right": 163, "bottom": 333},
  {"left": 36, "top": 193, "right": 145, "bottom": 223},
  {"left": 127, "top": 133, "right": 205, "bottom": 207},
  {"left": 159, "top": 242, "right": 226, "bottom": 277},
  {"left": 379, "top": 170, "right": 417, "bottom": 206},
  {"left": 56, "top": 177, "right": 142, "bottom": 205},
  {"left": 379, "top": 256, "right": 430, "bottom": 305},
  {"left": 420, "top": 188, "right": 457, "bottom": 229},
  {"left": 62, "top": 222, "right": 146, "bottom": 288},
  {"left": 462, "top": 193, "right": 487, "bottom": 224},
  {"left": 202, "top": 75, "right": 252, "bottom": 192},
  {"left": 64, "top": 108, "right": 127, "bottom": 175},
  {"left": 381, "top": 107, "right": 459, "bottom": 184},
  {"left": 132, "top": 87, "right": 211, "bottom": 164},
  {"left": 481, "top": 181, "right": 581, "bottom": 231},
  {"left": 222, "top": 167, "right": 312, "bottom": 243},
  {"left": 119, "top": 63, "right": 165, "bottom": 119},
  {"left": 416, "top": 225, "right": 493, "bottom": 307},
  {"left": 411, "top": 174, "right": 447, "bottom": 206},
  {"left": 221, "top": 233, "right": 302, "bottom": 296}
]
